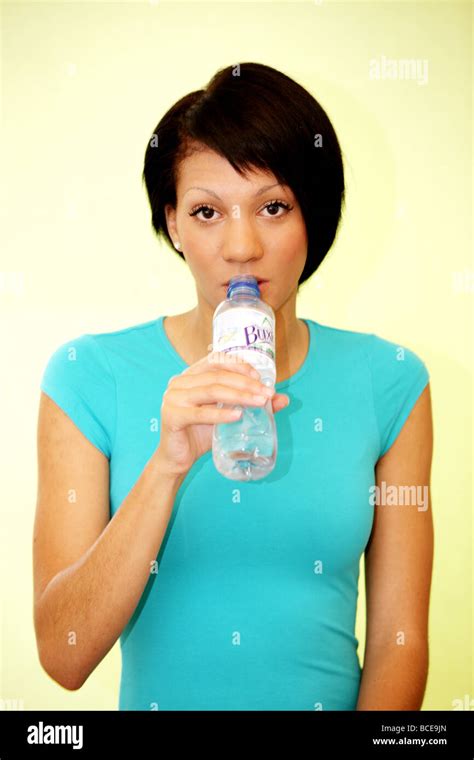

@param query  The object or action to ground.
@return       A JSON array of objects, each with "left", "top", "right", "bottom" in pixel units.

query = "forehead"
[{"left": 175, "top": 146, "right": 279, "bottom": 195}]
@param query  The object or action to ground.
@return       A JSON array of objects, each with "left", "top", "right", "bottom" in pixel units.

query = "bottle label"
[{"left": 213, "top": 307, "right": 276, "bottom": 383}]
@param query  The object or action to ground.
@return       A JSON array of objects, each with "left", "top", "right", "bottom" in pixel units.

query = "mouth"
[{"left": 222, "top": 279, "right": 269, "bottom": 288}]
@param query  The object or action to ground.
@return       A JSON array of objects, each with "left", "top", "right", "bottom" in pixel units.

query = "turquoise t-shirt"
[{"left": 39, "top": 315, "right": 430, "bottom": 710}]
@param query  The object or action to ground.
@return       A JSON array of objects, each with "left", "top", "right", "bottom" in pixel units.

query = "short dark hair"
[{"left": 142, "top": 62, "right": 345, "bottom": 287}]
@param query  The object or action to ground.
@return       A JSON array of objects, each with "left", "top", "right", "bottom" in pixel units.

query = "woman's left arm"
[{"left": 356, "top": 383, "right": 434, "bottom": 710}]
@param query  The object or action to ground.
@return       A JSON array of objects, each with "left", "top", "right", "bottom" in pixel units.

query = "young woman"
[{"left": 33, "top": 62, "right": 433, "bottom": 711}]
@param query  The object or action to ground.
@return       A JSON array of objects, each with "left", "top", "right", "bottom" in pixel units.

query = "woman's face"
[{"left": 165, "top": 145, "right": 307, "bottom": 312}]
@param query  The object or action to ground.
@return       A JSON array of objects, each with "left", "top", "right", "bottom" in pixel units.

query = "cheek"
[
  {"left": 289, "top": 211, "right": 308, "bottom": 249},
  {"left": 180, "top": 243, "right": 221, "bottom": 292},
  {"left": 268, "top": 218, "right": 307, "bottom": 265}
]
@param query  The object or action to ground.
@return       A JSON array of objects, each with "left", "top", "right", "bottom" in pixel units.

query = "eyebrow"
[{"left": 183, "top": 182, "right": 283, "bottom": 200}]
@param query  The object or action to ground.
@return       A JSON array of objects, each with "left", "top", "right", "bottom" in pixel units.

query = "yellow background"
[{"left": 0, "top": 0, "right": 471, "bottom": 711}]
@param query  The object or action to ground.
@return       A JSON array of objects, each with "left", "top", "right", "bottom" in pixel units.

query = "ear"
[{"left": 164, "top": 203, "right": 177, "bottom": 242}]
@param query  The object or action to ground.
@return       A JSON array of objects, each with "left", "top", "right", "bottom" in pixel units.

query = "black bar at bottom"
[{"left": 0, "top": 709, "right": 472, "bottom": 757}]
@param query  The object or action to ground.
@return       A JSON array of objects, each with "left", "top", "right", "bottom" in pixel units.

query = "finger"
[
  {"left": 169, "top": 369, "right": 271, "bottom": 397},
  {"left": 163, "top": 403, "right": 243, "bottom": 430},
  {"left": 272, "top": 393, "right": 290, "bottom": 413},
  {"left": 182, "top": 350, "right": 260, "bottom": 380},
  {"left": 166, "top": 382, "right": 272, "bottom": 409}
]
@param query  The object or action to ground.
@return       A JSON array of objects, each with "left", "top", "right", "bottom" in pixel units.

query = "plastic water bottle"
[{"left": 211, "top": 274, "right": 277, "bottom": 481}]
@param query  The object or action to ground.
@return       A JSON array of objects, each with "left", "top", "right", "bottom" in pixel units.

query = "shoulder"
[
  {"left": 306, "top": 319, "right": 430, "bottom": 458},
  {"left": 40, "top": 332, "right": 111, "bottom": 387},
  {"left": 367, "top": 332, "right": 429, "bottom": 379},
  {"left": 81, "top": 316, "right": 162, "bottom": 355},
  {"left": 39, "top": 317, "right": 163, "bottom": 459},
  {"left": 307, "top": 318, "right": 429, "bottom": 376},
  {"left": 41, "top": 316, "right": 162, "bottom": 371}
]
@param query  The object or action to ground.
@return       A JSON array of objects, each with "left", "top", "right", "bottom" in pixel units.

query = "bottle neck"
[
  {"left": 227, "top": 277, "right": 260, "bottom": 300},
  {"left": 229, "top": 291, "right": 259, "bottom": 301}
]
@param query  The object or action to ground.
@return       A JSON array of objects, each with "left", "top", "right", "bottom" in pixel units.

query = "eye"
[
  {"left": 188, "top": 204, "right": 220, "bottom": 222},
  {"left": 188, "top": 199, "right": 293, "bottom": 223},
  {"left": 261, "top": 199, "right": 293, "bottom": 217}
]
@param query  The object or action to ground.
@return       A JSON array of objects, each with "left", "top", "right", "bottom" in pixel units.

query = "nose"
[{"left": 220, "top": 217, "right": 264, "bottom": 264}]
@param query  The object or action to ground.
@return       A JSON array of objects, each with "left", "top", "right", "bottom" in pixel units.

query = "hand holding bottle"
[{"left": 156, "top": 350, "right": 289, "bottom": 478}]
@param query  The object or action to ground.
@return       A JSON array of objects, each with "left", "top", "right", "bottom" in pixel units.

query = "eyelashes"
[{"left": 188, "top": 199, "right": 293, "bottom": 222}]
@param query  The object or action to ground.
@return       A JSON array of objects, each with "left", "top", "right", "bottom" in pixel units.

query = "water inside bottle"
[{"left": 212, "top": 402, "right": 277, "bottom": 481}]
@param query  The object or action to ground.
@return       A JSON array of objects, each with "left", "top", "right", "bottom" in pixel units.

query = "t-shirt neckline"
[{"left": 155, "top": 315, "right": 317, "bottom": 389}]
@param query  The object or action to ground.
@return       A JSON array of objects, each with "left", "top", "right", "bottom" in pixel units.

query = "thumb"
[{"left": 272, "top": 393, "right": 290, "bottom": 412}]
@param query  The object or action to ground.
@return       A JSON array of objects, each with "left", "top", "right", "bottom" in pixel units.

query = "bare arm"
[
  {"left": 33, "top": 392, "right": 185, "bottom": 691},
  {"left": 356, "top": 383, "right": 434, "bottom": 710},
  {"left": 34, "top": 351, "right": 284, "bottom": 691}
]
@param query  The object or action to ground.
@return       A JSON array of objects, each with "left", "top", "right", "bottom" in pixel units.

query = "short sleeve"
[
  {"left": 369, "top": 334, "right": 430, "bottom": 458},
  {"left": 40, "top": 334, "right": 116, "bottom": 459}
]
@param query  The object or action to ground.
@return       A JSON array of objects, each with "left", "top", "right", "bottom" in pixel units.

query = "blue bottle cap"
[{"left": 227, "top": 274, "right": 260, "bottom": 299}]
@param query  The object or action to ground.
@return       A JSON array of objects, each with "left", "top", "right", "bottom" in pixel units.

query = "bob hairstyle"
[{"left": 142, "top": 62, "right": 345, "bottom": 288}]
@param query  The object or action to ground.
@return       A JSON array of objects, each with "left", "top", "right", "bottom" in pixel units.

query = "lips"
[{"left": 223, "top": 279, "right": 268, "bottom": 286}]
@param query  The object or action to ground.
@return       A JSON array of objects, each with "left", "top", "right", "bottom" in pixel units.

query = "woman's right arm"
[
  {"left": 34, "top": 351, "right": 288, "bottom": 691},
  {"left": 33, "top": 391, "right": 186, "bottom": 691}
]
